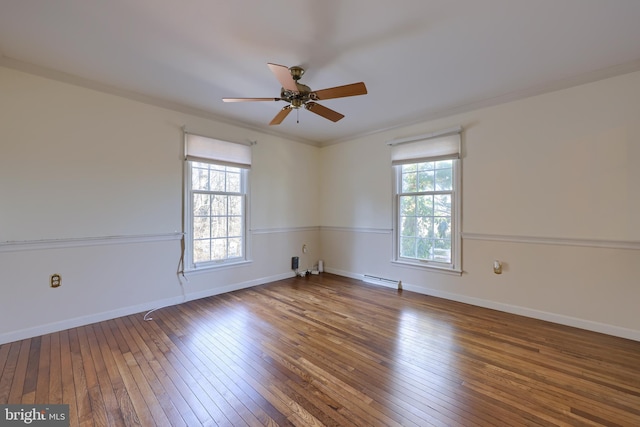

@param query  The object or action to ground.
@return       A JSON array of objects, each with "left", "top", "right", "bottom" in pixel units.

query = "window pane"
[
  {"left": 434, "top": 194, "right": 451, "bottom": 216},
  {"left": 415, "top": 195, "right": 433, "bottom": 216},
  {"left": 228, "top": 216, "right": 242, "bottom": 236},
  {"left": 193, "top": 216, "right": 210, "bottom": 240},
  {"left": 435, "top": 167, "right": 452, "bottom": 191},
  {"left": 211, "top": 195, "right": 228, "bottom": 216},
  {"left": 227, "top": 171, "right": 241, "bottom": 192},
  {"left": 402, "top": 163, "right": 417, "bottom": 173},
  {"left": 416, "top": 238, "right": 432, "bottom": 260},
  {"left": 192, "top": 167, "right": 210, "bottom": 191},
  {"left": 210, "top": 170, "right": 226, "bottom": 191},
  {"left": 417, "top": 170, "right": 434, "bottom": 192},
  {"left": 228, "top": 238, "right": 242, "bottom": 258},
  {"left": 228, "top": 196, "right": 242, "bottom": 216},
  {"left": 400, "top": 237, "right": 416, "bottom": 258},
  {"left": 401, "top": 171, "right": 417, "bottom": 193},
  {"left": 416, "top": 217, "right": 433, "bottom": 238},
  {"left": 435, "top": 217, "right": 450, "bottom": 239},
  {"left": 211, "top": 238, "right": 227, "bottom": 260},
  {"left": 433, "top": 239, "right": 451, "bottom": 262},
  {"left": 435, "top": 160, "right": 452, "bottom": 169},
  {"left": 212, "top": 217, "right": 227, "bottom": 238},
  {"left": 193, "top": 194, "right": 210, "bottom": 216},
  {"left": 193, "top": 239, "right": 211, "bottom": 263},
  {"left": 417, "top": 161, "right": 434, "bottom": 171},
  {"left": 401, "top": 216, "right": 416, "bottom": 237},
  {"left": 400, "top": 196, "right": 415, "bottom": 216}
]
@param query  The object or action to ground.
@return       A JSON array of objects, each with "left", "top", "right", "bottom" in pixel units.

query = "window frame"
[
  {"left": 392, "top": 158, "right": 462, "bottom": 274},
  {"left": 184, "top": 160, "right": 251, "bottom": 271}
]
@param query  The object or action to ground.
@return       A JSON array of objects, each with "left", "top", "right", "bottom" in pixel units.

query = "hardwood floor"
[{"left": 1, "top": 273, "right": 639, "bottom": 426}]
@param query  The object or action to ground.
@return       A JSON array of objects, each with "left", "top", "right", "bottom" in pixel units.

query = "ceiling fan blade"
[
  {"left": 267, "top": 63, "right": 298, "bottom": 92},
  {"left": 312, "top": 82, "right": 367, "bottom": 100},
  {"left": 304, "top": 102, "right": 344, "bottom": 122},
  {"left": 269, "top": 105, "right": 293, "bottom": 125},
  {"left": 223, "top": 97, "right": 281, "bottom": 102}
]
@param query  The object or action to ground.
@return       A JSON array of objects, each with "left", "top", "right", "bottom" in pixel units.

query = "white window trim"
[
  {"left": 391, "top": 158, "right": 462, "bottom": 275},
  {"left": 184, "top": 160, "right": 252, "bottom": 272}
]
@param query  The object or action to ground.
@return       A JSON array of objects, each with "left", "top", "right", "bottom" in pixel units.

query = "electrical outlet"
[
  {"left": 493, "top": 260, "right": 502, "bottom": 274},
  {"left": 50, "top": 273, "right": 62, "bottom": 288}
]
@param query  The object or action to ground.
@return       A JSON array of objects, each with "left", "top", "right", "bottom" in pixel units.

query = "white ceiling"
[{"left": 2, "top": 0, "right": 640, "bottom": 146}]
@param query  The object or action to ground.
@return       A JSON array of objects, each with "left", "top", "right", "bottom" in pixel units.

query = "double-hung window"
[
  {"left": 184, "top": 132, "right": 251, "bottom": 270},
  {"left": 391, "top": 127, "right": 462, "bottom": 273}
]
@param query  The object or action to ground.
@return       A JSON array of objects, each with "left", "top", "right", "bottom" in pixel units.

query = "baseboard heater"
[{"left": 362, "top": 274, "right": 402, "bottom": 290}]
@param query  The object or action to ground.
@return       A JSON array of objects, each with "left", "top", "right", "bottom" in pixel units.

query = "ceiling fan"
[{"left": 223, "top": 63, "right": 367, "bottom": 125}]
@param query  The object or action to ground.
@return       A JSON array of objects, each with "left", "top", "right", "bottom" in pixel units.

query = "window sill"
[
  {"left": 184, "top": 259, "right": 253, "bottom": 276},
  {"left": 391, "top": 259, "right": 462, "bottom": 276}
]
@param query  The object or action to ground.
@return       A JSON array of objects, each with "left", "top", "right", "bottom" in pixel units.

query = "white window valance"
[
  {"left": 388, "top": 126, "right": 461, "bottom": 165},
  {"left": 184, "top": 132, "right": 252, "bottom": 169}
]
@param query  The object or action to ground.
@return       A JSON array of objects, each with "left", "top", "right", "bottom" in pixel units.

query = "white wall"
[
  {"left": 320, "top": 70, "right": 640, "bottom": 340},
  {"left": 0, "top": 66, "right": 320, "bottom": 343},
  {"left": 3, "top": 64, "right": 639, "bottom": 344}
]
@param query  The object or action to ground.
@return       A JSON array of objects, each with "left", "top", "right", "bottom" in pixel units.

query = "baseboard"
[
  {"left": 181, "top": 271, "right": 296, "bottom": 302},
  {"left": 403, "top": 282, "right": 639, "bottom": 342},
  {"left": 324, "top": 267, "right": 361, "bottom": 280},
  {"left": 0, "top": 295, "right": 184, "bottom": 345},
  {"left": 327, "top": 268, "right": 640, "bottom": 342},
  {"left": 0, "top": 271, "right": 296, "bottom": 345}
]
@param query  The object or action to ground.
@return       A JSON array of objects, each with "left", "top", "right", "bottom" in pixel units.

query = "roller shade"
[
  {"left": 389, "top": 126, "right": 461, "bottom": 165},
  {"left": 185, "top": 132, "right": 252, "bottom": 169}
]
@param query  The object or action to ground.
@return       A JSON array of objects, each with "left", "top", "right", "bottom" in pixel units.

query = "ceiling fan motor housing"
[{"left": 281, "top": 82, "right": 312, "bottom": 108}]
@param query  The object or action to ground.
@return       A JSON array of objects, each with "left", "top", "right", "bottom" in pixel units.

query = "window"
[
  {"left": 397, "top": 160, "right": 456, "bottom": 264},
  {"left": 184, "top": 132, "right": 251, "bottom": 270},
  {"left": 189, "top": 162, "right": 246, "bottom": 265},
  {"left": 390, "top": 127, "right": 461, "bottom": 272}
]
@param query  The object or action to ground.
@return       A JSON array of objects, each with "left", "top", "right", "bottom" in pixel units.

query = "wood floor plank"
[
  {"left": 59, "top": 330, "right": 79, "bottom": 426},
  {"left": 48, "top": 332, "right": 63, "bottom": 405},
  {"left": 0, "top": 342, "right": 20, "bottom": 404},
  {"left": 0, "top": 343, "right": 12, "bottom": 387},
  {"left": 8, "top": 339, "right": 30, "bottom": 404},
  {"left": 22, "top": 335, "right": 40, "bottom": 403},
  {"left": 68, "top": 328, "right": 93, "bottom": 425},
  {"left": 1, "top": 273, "right": 639, "bottom": 426}
]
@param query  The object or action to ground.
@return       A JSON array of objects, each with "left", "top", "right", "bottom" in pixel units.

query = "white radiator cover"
[{"left": 362, "top": 274, "right": 402, "bottom": 289}]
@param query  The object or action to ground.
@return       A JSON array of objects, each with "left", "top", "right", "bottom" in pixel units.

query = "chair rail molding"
[
  {"left": 0, "top": 232, "right": 184, "bottom": 252},
  {"left": 461, "top": 232, "right": 640, "bottom": 250}
]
